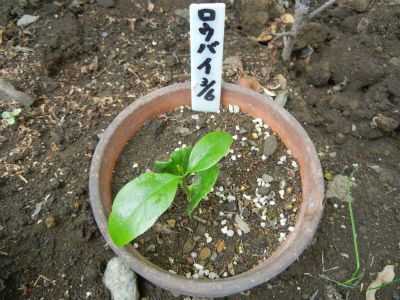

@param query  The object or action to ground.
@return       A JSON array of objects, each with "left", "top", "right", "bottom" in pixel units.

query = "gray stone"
[
  {"left": 258, "top": 186, "right": 269, "bottom": 195},
  {"left": 183, "top": 238, "right": 196, "bottom": 253},
  {"left": 174, "top": 8, "right": 189, "bottom": 19},
  {"left": 374, "top": 114, "right": 399, "bottom": 133},
  {"left": 263, "top": 136, "right": 278, "bottom": 157},
  {"left": 241, "top": 207, "right": 251, "bottom": 219},
  {"left": 347, "top": 0, "right": 369, "bottom": 12},
  {"left": 173, "top": 127, "right": 191, "bottom": 137},
  {"left": 0, "top": 79, "right": 35, "bottom": 107},
  {"left": 103, "top": 257, "right": 139, "bottom": 300},
  {"left": 195, "top": 224, "right": 207, "bottom": 236},
  {"left": 17, "top": 15, "right": 39, "bottom": 28},
  {"left": 274, "top": 92, "right": 288, "bottom": 107},
  {"left": 165, "top": 54, "right": 177, "bottom": 67},
  {"left": 334, "top": 133, "right": 346, "bottom": 145},
  {"left": 326, "top": 175, "right": 354, "bottom": 203},
  {"left": 262, "top": 174, "right": 274, "bottom": 183},
  {"left": 226, "top": 201, "right": 238, "bottom": 212},
  {"left": 96, "top": 0, "right": 114, "bottom": 8}
]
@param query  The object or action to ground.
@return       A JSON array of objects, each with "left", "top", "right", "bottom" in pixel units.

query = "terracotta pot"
[{"left": 89, "top": 82, "right": 324, "bottom": 297}]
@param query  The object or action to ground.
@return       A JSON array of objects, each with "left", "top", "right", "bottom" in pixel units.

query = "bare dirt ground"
[{"left": 0, "top": 0, "right": 399, "bottom": 299}]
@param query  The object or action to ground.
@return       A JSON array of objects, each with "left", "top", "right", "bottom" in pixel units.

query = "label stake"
[{"left": 190, "top": 3, "right": 225, "bottom": 112}]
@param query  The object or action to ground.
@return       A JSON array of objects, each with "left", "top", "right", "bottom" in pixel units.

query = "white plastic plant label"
[{"left": 190, "top": 3, "right": 225, "bottom": 112}]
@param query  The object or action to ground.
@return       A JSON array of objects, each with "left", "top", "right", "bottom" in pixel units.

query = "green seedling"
[
  {"left": 324, "top": 167, "right": 364, "bottom": 289},
  {"left": 325, "top": 168, "right": 399, "bottom": 292},
  {"left": 1, "top": 108, "right": 22, "bottom": 125},
  {"left": 108, "top": 131, "right": 233, "bottom": 247}
]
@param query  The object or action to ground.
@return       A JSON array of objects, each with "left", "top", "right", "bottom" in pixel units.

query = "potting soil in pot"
[{"left": 112, "top": 105, "right": 302, "bottom": 279}]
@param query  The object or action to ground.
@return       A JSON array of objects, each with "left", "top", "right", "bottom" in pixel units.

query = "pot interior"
[{"left": 89, "top": 82, "right": 324, "bottom": 297}]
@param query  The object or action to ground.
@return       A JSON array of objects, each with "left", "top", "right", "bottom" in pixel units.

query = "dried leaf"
[
  {"left": 262, "top": 87, "right": 277, "bottom": 97},
  {"left": 216, "top": 240, "right": 225, "bottom": 253},
  {"left": 147, "top": 1, "right": 154, "bottom": 12},
  {"left": 126, "top": 18, "right": 137, "bottom": 32},
  {"left": 235, "top": 214, "right": 250, "bottom": 233},
  {"left": 238, "top": 77, "right": 263, "bottom": 92},
  {"left": 366, "top": 265, "right": 395, "bottom": 300},
  {"left": 267, "top": 74, "right": 287, "bottom": 90},
  {"left": 281, "top": 13, "right": 294, "bottom": 25},
  {"left": 256, "top": 31, "right": 273, "bottom": 43}
]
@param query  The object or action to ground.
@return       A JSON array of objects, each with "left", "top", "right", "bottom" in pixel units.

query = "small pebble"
[
  {"left": 210, "top": 252, "right": 218, "bottom": 261},
  {"left": 146, "top": 244, "right": 156, "bottom": 253},
  {"left": 166, "top": 219, "right": 176, "bottom": 228},
  {"left": 226, "top": 230, "right": 235, "bottom": 237},
  {"left": 199, "top": 247, "right": 211, "bottom": 260},
  {"left": 193, "top": 263, "right": 204, "bottom": 270},
  {"left": 221, "top": 226, "right": 228, "bottom": 234},
  {"left": 283, "top": 202, "right": 293, "bottom": 211},
  {"left": 45, "top": 216, "right": 57, "bottom": 229}
]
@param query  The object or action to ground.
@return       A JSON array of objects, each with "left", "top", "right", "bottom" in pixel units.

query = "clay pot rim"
[{"left": 89, "top": 82, "right": 324, "bottom": 297}]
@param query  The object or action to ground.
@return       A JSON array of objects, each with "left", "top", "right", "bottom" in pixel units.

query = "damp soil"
[
  {"left": 0, "top": 0, "right": 399, "bottom": 299},
  {"left": 112, "top": 107, "right": 302, "bottom": 278}
]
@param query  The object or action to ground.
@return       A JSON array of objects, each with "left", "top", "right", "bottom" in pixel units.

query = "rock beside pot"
[{"left": 103, "top": 257, "right": 140, "bottom": 300}]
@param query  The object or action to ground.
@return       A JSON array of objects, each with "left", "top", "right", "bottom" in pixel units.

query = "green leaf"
[
  {"left": 12, "top": 108, "right": 22, "bottom": 116},
  {"left": 1, "top": 111, "right": 11, "bottom": 119},
  {"left": 186, "top": 164, "right": 219, "bottom": 216},
  {"left": 187, "top": 132, "right": 233, "bottom": 174},
  {"left": 154, "top": 146, "right": 192, "bottom": 176},
  {"left": 108, "top": 172, "right": 180, "bottom": 247}
]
